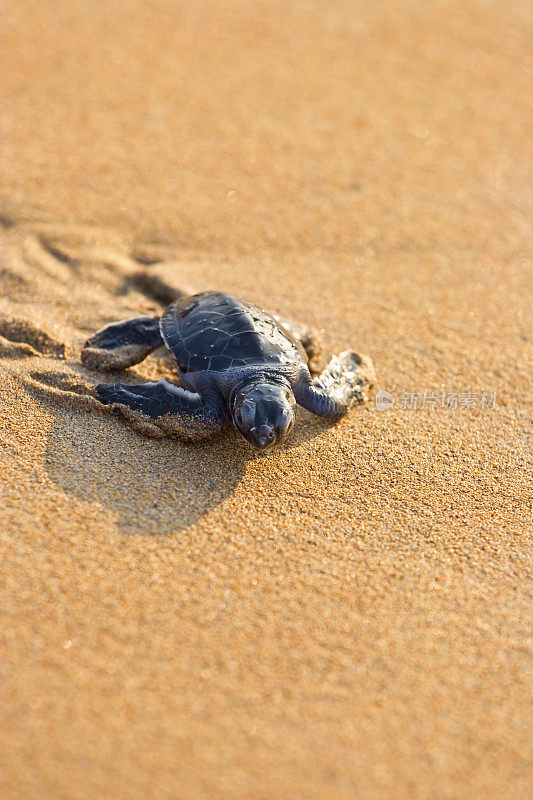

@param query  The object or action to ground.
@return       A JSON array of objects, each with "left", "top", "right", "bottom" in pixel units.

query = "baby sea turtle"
[{"left": 82, "top": 292, "right": 375, "bottom": 450}]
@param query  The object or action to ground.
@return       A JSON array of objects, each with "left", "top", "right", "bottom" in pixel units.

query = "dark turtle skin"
[{"left": 82, "top": 291, "right": 375, "bottom": 450}]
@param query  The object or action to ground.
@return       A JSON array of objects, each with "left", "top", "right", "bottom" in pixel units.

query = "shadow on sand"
[{"left": 24, "top": 363, "right": 333, "bottom": 536}]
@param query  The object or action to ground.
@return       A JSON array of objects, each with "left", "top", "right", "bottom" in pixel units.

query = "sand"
[{"left": 1, "top": 1, "right": 531, "bottom": 798}]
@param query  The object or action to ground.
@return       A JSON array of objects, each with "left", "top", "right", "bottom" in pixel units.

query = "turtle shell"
[{"left": 160, "top": 292, "right": 305, "bottom": 373}]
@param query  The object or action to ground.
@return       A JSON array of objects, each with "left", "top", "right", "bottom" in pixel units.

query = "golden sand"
[{"left": 1, "top": 1, "right": 531, "bottom": 798}]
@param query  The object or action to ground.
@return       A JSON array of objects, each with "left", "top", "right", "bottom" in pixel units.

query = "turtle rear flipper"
[
  {"left": 96, "top": 378, "right": 227, "bottom": 441},
  {"left": 82, "top": 316, "right": 163, "bottom": 371},
  {"left": 271, "top": 314, "right": 324, "bottom": 376}
]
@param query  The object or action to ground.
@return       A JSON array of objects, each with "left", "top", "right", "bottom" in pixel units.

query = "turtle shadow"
[
  {"left": 24, "top": 364, "right": 333, "bottom": 537},
  {"left": 42, "top": 409, "right": 248, "bottom": 535}
]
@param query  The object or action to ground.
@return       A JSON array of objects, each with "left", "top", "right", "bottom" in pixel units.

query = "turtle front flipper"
[
  {"left": 294, "top": 351, "right": 375, "bottom": 420},
  {"left": 96, "top": 378, "right": 227, "bottom": 441},
  {"left": 82, "top": 316, "right": 163, "bottom": 371}
]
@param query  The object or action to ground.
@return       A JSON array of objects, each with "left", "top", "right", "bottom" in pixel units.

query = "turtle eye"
[{"left": 235, "top": 397, "right": 254, "bottom": 430}]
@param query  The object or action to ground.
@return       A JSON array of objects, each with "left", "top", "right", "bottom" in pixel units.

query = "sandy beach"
[{"left": 1, "top": 1, "right": 531, "bottom": 798}]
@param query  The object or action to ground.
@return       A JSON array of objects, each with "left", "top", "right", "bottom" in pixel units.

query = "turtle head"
[{"left": 230, "top": 379, "right": 295, "bottom": 450}]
